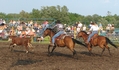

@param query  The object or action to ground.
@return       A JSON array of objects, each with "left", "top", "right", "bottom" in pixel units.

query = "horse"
[
  {"left": 8, "top": 36, "right": 34, "bottom": 53},
  {"left": 43, "top": 28, "right": 86, "bottom": 58},
  {"left": 77, "top": 31, "right": 118, "bottom": 56}
]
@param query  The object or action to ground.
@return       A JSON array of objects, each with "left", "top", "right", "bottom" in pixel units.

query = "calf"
[{"left": 8, "top": 36, "right": 34, "bottom": 53}]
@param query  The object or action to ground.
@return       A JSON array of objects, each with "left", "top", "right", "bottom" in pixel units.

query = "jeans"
[
  {"left": 52, "top": 31, "right": 64, "bottom": 44},
  {"left": 87, "top": 31, "right": 98, "bottom": 42}
]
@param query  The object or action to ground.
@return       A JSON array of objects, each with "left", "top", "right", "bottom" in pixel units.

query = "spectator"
[
  {"left": 66, "top": 26, "right": 71, "bottom": 32},
  {"left": 82, "top": 25, "right": 87, "bottom": 31},
  {"left": 0, "top": 19, "right": 3, "bottom": 25},
  {"left": 110, "top": 24, "right": 115, "bottom": 34},
  {"left": 106, "top": 24, "right": 110, "bottom": 35},
  {"left": 98, "top": 23, "right": 103, "bottom": 34},
  {"left": 77, "top": 21, "right": 83, "bottom": 28}
]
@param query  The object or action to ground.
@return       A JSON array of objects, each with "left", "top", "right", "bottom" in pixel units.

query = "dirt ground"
[{"left": 0, "top": 42, "right": 119, "bottom": 70}]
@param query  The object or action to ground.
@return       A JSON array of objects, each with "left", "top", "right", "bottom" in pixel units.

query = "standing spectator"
[
  {"left": 8, "top": 20, "right": 13, "bottom": 27},
  {"left": 29, "top": 20, "right": 33, "bottom": 27},
  {"left": 2, "top": 20, "right": 6, "bottom": 24},
  {"left": 88, "top": 21, "right": 93, "bottom": 29},
  {"left": 82, "top": 25, "right": 87, "bottom": 31},
  {"left": 12, "top": 20, "right": 16, "bottom": 27},
  {"left": 0, "top": 19, "right": 3, "bottom": 25},
  {"left": 33, "top": 22, "right": 38, "bottom": 32},
  {"left": 77, "top": 21, "right": 83, "bottom": 28},
  {"left": 71, "top": 26, "right": 74, "bottom": 34},
  {"left": 74, "top": 22, "right": 78, "bottom": 27},
  {"left": 0, "top": 19, "right": 5, "bottom": 25},
  {"left": 106, "top": 24, "right": 110, "bottom": 35},
  {"left": 66, "top": 26, "right": 71, "bottom": 32},
  {"left": 110, "top": 24, "right": 115, "bottom": 34},
  {"left": 73, "top": 26, "right": 77, "bottom": 39},
  {"left": 98, "top": 23, "right": 103, "bottom": 34}
]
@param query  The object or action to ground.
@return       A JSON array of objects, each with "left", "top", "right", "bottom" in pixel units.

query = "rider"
[
  {"left": 85, "top": 22, "right": 99, "bottom": 44},
  {"left": 50, "top": 20, "right": 64, "bottom": 46}
]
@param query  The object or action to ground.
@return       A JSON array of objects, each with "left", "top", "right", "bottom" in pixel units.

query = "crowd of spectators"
[
  {"left": 0, "top": 18, "right": 116, "bottom": 41},
  {"left": 0, "top": 19, "right": 48, "bottom": 41}
]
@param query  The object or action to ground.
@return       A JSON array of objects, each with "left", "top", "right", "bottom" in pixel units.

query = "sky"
[{"left": 0, "top": 0, "right": 119, "bottom": 16}]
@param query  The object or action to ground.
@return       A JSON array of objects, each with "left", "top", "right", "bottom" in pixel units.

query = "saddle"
[
  {"left": 91, "top": 33, "right": 98, "bottom": 40},
  {"left": 55, "top": 34, "right": 66, "bottom": 40}
]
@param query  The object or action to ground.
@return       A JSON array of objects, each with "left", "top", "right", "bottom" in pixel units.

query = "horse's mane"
[
  {"left": 46, "top": 28, "right": 52, "bottom": 30},
  {"left": 81, "top": 31, "right": 88, "bottom": 35},
  {"left": 46, "top": 28, "right": 56, "bottom": 33}
]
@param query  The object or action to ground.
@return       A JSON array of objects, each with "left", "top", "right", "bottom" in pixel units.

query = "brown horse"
[
  {"left": 43, "top": 28, "right": 86, "bottom": 57},
  {"left": 77, "top": 31, "right": 118, "bottom": 56}
]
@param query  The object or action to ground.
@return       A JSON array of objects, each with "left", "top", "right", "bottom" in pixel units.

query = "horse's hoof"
[
  {"left": 26, "top": 51, "right": 28, "bottom": 53},
  {"left": 47, "top": 54, "right": 51, "bottom": 57},
  {"left": 73, "top": 56, "right": 78, "bottom": 60}
]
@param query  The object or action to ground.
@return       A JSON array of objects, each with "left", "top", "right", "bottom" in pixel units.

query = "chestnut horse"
[
  {"left": 43, "top": 28, "right": 86, "bottom": 57},
  {"left": 77, "top": 31, "right": 118, "bottom": 56}
]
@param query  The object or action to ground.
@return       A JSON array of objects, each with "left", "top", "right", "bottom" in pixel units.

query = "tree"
[
  {"left": 0, "top": 12, "right": 6, "bottom": 19},
  {"left": 19, "top": 10, "right": 30, "bottom": 21}
]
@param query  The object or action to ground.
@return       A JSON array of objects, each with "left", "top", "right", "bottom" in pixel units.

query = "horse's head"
[
  {"left": 43, "top": 28, "right": 55, "bottom": 38},
  {"left": 77, "top": 31, "right": 88, "bottom": 38}
]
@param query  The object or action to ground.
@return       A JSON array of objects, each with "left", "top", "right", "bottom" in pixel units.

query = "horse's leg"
[
  {"left": 87, "top": 44, "right": 93, "bottom": 56},
  {"left": 101, "top": 48, "right": 105, "bottom": 56},
  {"left": 72, "top": 49, "right": 78, "bottom": 59},
  {"left": 48, "top": 45, "right": 51, "bottom": 55},
  {"left": 51, "top": 45, "right": 56, "bottom": 53},
  {"left": 99, "top": 44, "right": 106, "bottom": 56},
  {"left": 100, "top": 44, "right": 111, "bottom": 56},
  {"left": 68, "top": 46, "right": 78, "bottom": 59},
  {"left": 73, "top": 49, "right": 77, "bottom": 56},
  {"left": 105, "top": 45, "right": 111, "bottom": 56}
]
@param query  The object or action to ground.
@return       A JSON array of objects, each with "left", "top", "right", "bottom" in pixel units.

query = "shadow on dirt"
[
  {"left": 80, "top": 51, "right": 101, "bottom": 56},
  {"left": 12, "top": 49, "right": 35, "bottom": 54},
  {"left": 14, "top": 59, "right": 42, "bottom": 66},
  {"left": 47, "top": 52, "right": 74, "bottom": 58},
  {"left": 9, "top": 59, "right": 42, "bottom": 68}
]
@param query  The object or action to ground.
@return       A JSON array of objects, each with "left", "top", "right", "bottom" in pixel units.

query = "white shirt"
[
  {"left": 77, "top": 23, "right": 83, "bottom": 28},
  {"left": 89, "top": 25, "right": 99, "bottom": 31},
  {"left": 83, "top": 26, "right": 86, "bottom": 31}
]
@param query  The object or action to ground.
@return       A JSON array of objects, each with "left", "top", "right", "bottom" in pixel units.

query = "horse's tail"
[
  {"left": 72, "top": 38, "right": 87, "bottom": 47},
  {"left": 106, "top": 37, "right": 118, "bottom": 48}
]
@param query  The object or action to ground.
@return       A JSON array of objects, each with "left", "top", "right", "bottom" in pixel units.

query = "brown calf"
[{"left": 8, "top": 36, "right": 34, "bottom": 53}]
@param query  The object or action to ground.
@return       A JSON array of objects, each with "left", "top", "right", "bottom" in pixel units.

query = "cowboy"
[
  {"left": 86, "top": 22, "right": 99, "bottom": 44},
  {"left": 50, "top": 20, "right": 64, "bottom": 46}
]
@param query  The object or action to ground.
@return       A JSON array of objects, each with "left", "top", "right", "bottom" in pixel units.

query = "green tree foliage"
[
  {"left": 0, "top": 12, "right": 6, "bottom": 19},
  {"left": 0, "top": 6, "right": 119, "bottom": 28}
]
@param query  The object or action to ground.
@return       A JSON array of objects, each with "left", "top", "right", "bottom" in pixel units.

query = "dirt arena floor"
[{"left": 0, "top": 42, "right": 119, "bottom": 70}]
